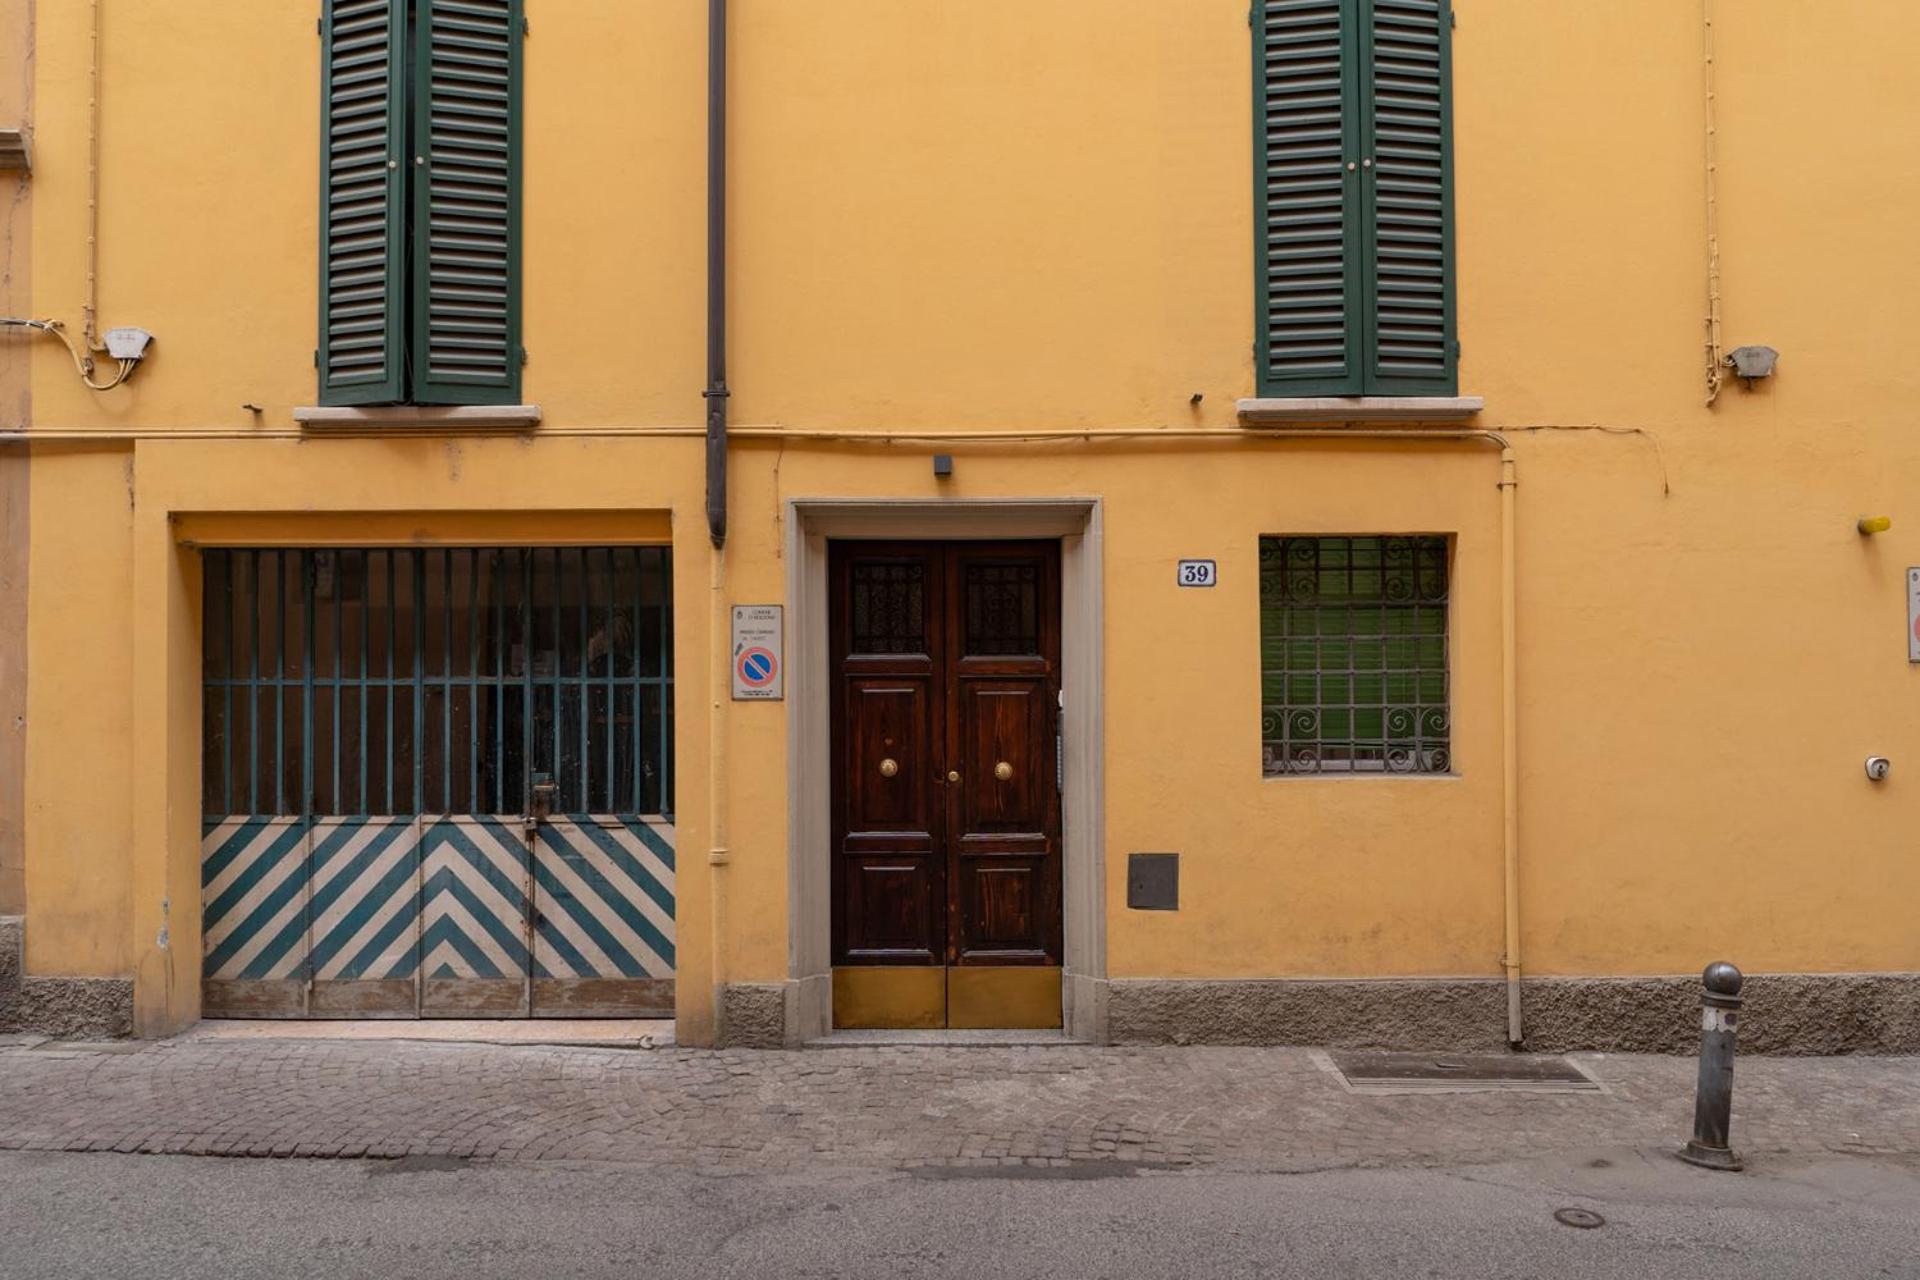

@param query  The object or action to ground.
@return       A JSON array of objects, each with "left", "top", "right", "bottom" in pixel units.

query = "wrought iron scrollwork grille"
[{"left": 1259, "top": 536, "right": 1451, "bottom": 775}]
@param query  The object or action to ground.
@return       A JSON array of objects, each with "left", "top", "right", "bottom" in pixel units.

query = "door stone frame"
[{"left": 782, "top": 499, "right": 1106, "bottom": 1043}]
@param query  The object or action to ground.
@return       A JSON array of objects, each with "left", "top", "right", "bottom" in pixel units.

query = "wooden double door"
[{"left": 829, "top": 540, "right": 1063, "bottom": 1029}]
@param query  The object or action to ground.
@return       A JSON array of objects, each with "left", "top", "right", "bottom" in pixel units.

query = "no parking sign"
[{"left": 731, "top": 605, "right": 784, "bottom": 701}]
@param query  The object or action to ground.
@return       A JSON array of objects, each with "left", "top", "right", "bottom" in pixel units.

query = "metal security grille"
[
  {"left": 1259, "top": 535, "right": 1449, "bottom": 774},
  {"left": 201, "top": 548, "right": 672, "bottom": 819},
  {"left": 199, "top": 547, "right": 675, "bottom": 1020}
]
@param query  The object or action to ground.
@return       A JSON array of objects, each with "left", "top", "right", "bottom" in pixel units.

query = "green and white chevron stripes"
[
  {"left": 535, "top": 818, "right": 676, "bottom": 981},
  {"left": 201, "top": 815, "right": 675, "bottom": 999},
  {"left": 202, "top": 818, "right": 310, "bottom": 983}
]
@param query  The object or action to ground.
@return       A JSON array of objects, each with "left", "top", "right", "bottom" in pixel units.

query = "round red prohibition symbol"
[{"left": 738, "top": 647, "right": 778, "bottom": 687}]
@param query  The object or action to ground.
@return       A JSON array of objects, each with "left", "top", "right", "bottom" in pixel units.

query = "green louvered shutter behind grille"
[
  {"left": 1255, "top": 0, "right": 1455, "bottom": 397},
  {"left": 411, "top": 0, "right": 523, "bottom": 405},
  {"left": 1256, "top": 0, "right": 1364, "bottom": 395},
  {"left": 319, "top": 0, "right": 406, "bottom": 406},
  {"left": 1362, "top": 0, "right": 1456, "bottom": 393}
]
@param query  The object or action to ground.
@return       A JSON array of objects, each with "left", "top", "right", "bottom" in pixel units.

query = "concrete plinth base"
[
  {"left": 1107, "top": 973, "right": 1920, "bottom": 1055},
  {"left": 0, "top": 916, "right": 137, "bottom": 1040}
]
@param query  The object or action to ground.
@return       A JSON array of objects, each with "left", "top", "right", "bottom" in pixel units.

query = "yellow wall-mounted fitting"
[{"left": 1857, "top": 516, "right": 1893, "bottom": 535}]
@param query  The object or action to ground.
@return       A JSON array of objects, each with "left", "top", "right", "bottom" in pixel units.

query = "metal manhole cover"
[
  {"left": 1554, "top": 1207, "right": 1606, "bottom": 1230},
  {"left": 1327, "top": 1052, "right": 1602, "bottom": 1094}
]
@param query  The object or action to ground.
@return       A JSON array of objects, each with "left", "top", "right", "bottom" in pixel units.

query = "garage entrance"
[{"left": 199, "top": 547, "right": 674, "bottom": 1018}]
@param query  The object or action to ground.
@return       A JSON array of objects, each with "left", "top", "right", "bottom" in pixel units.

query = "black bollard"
[{"left": 1678, "top": 961, "right": 1745, "bottom": 1171}]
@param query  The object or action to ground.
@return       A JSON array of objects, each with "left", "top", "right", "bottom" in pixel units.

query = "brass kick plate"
[
  {"left": 948, "top": 967, "right": 1063, "bottom": 1030},
  {"left": 832, "top": 967, "right": 946, "bottom": 1029},
  {"left": 832, "top": 966, "right": 1062, "bottom": 1030}
]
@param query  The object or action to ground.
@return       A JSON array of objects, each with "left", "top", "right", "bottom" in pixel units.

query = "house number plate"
[{"left": 1177, "top": 560, "right": 1218, "bottom": 588}]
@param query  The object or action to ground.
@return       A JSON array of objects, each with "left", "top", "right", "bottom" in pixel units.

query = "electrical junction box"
[
  {"left": 104, "top": 327, "right": 153, "bottom": 360},
  {"left": 1127, "top": 853, "right": 1179, "bottom": 911}
]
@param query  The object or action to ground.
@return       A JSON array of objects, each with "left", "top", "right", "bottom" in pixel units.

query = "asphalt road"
[{"left": 3, "top": 1146, "right": 1917, "bottom": 1279}]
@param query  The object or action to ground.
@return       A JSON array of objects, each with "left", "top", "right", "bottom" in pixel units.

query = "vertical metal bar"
[
  {"left": 469, "top": 549, "right": 481, "bottom": 814},
  {"left": 246, "top": 551, "right": 259, "bottom": 813},
  {"left": 443, "top": 548, "right": 453, "bottom": 816},
  {"left": 499, "top": 548, "right": 514, "bottom": 809},
  {"left": 602, "top": 550, "right": 614, "bottom": 815},
  {"left": 630, "top": 548, "right": 642, "bottom": 813},
  {"left": 414, "top": 549, "right": 427, "bottom": 815},
  {"left": 385, "top": 550, "right": 395, "bottom": 815},
  {"left": 302, "top": 551, "right": 315, "bottom": 815},
  {"left": 550, "top": 548, "right": 562, "bottom": 808},
  {"left": 521, "top": 550, "right": 534, "bottom": 812},
  {"left": 274, "top": 551, "right": 286, "bottom": 814},
  {"left": 659, "top": 548, "right": 672, "bottom": 816},
  {"left": 333, "top": 553, "right": 343, "bottom": 811},
  {"left": 578, "top": 549, "right": 590, "bottom": 812},
  {"left": 359, "top": 552, "right": 369, "bottom": 814},
  {"left": 221, "top": 553, "right": 234, "bottom": 815},
  {"left": 302, "top": 553, "right": 316, "bottom": 989}
]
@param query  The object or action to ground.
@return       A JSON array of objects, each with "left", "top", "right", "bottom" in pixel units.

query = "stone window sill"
[
  {"left": 293, "top": 404, "right": 542, "bottom": 431},
  {"left": 1237, "top": 396, "right": 1484, "bottom": 425}
]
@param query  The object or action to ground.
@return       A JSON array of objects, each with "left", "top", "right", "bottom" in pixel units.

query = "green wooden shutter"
[
  {"left": 411, "top": 0, "right": 523, "bottom": 405},
  {"left": 1256, "top": 0, "right": 1364, "bottom": 396},
  {"left": 319, "top": 0, "right": 407, "bottom": 406},
  {"left": 1360, "top": 0, "right": 1456, "bottom": 394},
  {"left": 1256, "top": 0, "right": 1456, "bottom": 397}
]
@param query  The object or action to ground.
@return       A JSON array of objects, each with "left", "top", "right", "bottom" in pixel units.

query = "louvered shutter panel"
[
  {"left": 1256, "top": 0, "right": 1364, "bottom": 395},
  {"left": 1361, "top": 0, "right": 1456, "bottom": 393},
  {"left": 319, "top": 0, "right": 406, "bottom": 406},
  {"left": 411, "top": 0, "right": 523, "bottom": 405}
]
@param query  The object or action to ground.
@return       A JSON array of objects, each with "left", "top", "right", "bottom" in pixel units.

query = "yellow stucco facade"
[{"left": 3, "top": 1, "right": 1917, "bottom": 1047}]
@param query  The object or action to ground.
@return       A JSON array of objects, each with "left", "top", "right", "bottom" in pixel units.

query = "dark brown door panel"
[
  {"left": 844, "top": 679, "right": 931, "bottom": 831},
  {"left": 831, "top": 539, "right": 1061, "bottom": 1021},
  {"left": 842, "top": 854, "right": 942, "bottom": 963},
  {"left": 956, "top": 680, "right": 1050, "bottom": 834},
  {"left": 954, "top": 855, "right": 1052, "bottom": 962}
]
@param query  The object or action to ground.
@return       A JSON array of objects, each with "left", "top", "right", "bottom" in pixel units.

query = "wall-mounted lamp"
[{"left": 1858, "top": 516, "right": 1893, "bottom": 536}]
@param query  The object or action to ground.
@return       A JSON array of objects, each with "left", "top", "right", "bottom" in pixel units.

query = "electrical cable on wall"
[
  {"left": 1702, "top": 0, "right": 1726, "bottom": 405},
  {"left": 0, "top": 317, "right": 146, "bottom": 390}
]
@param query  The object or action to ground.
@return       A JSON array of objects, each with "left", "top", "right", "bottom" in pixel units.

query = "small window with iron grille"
[{"left": 1259, "top": 535, "right": 1451, "bottom": 775}]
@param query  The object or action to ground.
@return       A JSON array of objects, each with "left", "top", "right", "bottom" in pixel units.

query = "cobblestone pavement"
[{"left": 0, "top": 1035, "right": 1915, "bottom": 1173}]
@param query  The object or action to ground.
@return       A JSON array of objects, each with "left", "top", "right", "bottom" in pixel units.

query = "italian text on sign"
[{"left": 732, "top": 604, "right": 785, "bottom": 700}]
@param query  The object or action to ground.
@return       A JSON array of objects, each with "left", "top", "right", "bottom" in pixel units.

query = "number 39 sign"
[{"left": 1177, "top": 560, "right": 1218, "bottom": 588}]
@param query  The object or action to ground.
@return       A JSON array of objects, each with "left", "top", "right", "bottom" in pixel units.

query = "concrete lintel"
[
  {"left": 1236, "top": 396, "right": 1485, "bottom": 425},
  {"left": 293, "top": 405, "right": 543, "bottom": 431}
]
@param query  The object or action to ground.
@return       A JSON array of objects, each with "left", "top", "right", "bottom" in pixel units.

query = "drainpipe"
[
  {"left": 703, "top": 0, "right": 732, "bottom": 1044},
  {"left": 703, "top": 0, "right": 729, "bottom": 546},
  {"left": 1499, "top": 446, "right": 1523, "bottom": 1045}
]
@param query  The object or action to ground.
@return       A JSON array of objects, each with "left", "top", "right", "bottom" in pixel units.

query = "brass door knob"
[
  {"left": 879, "top": 758, "right": 898, "bottom": 778},
  {"left": 994, "top": 761, "right": 1014, "bottom": 781},
  {"left": 947, "top": 771, "right": 961, "bottom": 784}
]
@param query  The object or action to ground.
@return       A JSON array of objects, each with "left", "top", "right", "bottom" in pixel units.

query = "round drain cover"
[{"left": 1554, "top": 1207, "right": 1606, "bottom": 1230}]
